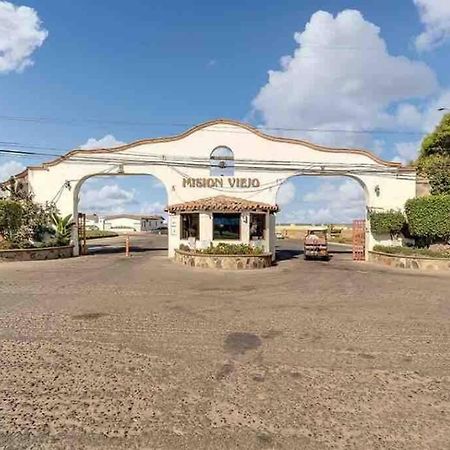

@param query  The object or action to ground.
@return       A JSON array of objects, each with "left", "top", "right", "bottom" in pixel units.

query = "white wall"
[{"left": 104, "top": 217, "right": 141, "bottom": 232}]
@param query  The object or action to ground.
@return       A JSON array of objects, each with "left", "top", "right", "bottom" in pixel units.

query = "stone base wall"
[
  {"left": 174, "top": 249, "right": 272, "bottom": 270},
  {"left": 369, "top": 251, "right": 450, "bottom": 271},
  {"left": 0, "top": 246, "right": 74, "bottom": 262}
]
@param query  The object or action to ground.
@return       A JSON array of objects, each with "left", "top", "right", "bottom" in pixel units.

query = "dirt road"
[{"left": 1, "top": 237, "right": 449, "bottom": 449}]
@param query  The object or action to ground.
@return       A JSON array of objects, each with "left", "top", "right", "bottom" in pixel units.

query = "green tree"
[
  {"left": 417, "top": 113, "right": 450, "bottom": 194},
  {"left": 420, "top": 113, "right": 450, "bottom": 158}
]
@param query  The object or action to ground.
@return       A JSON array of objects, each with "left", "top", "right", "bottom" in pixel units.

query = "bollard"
[{"left": 125, "top": 235, "right": 130, "bottom": 257}]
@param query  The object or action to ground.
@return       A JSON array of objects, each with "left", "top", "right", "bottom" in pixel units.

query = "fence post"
[{"left": 125, "top": 235, "right": 130, "bottom": 257}]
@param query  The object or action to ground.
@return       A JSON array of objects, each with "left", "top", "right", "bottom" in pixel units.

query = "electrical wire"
[{"left": 0, "top": 114, "right": 428, "bottom": 136}]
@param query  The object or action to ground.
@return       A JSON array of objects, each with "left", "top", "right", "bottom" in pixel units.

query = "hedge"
[
  {"left": 405, "top": 195, "right": 450, "bottom": 242},
  {"left": 369, "top": 210, "right": 406, "bottom": 238}
]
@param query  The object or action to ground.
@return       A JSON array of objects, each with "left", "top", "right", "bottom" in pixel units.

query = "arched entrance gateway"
[{"left": 15, "top": 119, "right": 416, "bottom": 260}]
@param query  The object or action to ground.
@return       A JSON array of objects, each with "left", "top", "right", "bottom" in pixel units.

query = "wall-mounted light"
[
  {"left": 117, "top": 164, "right": 124, "bottom": 174},
  {"left": 374, "top": 185, "right": 380, "bottom": 197},
  {"left": 64, "top": 180, "right": 71, "bottom": 191}
]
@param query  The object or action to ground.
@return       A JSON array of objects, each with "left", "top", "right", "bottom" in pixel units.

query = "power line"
[{"left": 0, "top": 114, "right": 428, "bottom": 136}]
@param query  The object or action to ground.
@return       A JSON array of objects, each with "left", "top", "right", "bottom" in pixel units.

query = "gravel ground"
[{"left": 0, "top": 236, "right": 449, "bottom": 449}]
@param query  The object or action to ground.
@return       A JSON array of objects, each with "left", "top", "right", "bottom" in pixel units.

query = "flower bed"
[
  {"left": 174, "top": 249, "right": 272, "bottom": 270},
  {"left": 373, "top": 245, "right": 450, "bottom": 259},
  {"left": 0, "top": 245, "right": 74, "bottom": 262}
]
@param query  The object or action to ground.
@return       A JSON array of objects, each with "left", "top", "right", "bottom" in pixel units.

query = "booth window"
[
  {"left": 210, "top": 146, "right": 234, "bottom": 176},
  {"left": 213, "top": 213, "right": 240, "bottom": 240},
  {"left": 181, "top": 213, "right": 199, "bottom": 239},
  {"left": 250, "top": 214, "right": 266, "bottom": 240}
]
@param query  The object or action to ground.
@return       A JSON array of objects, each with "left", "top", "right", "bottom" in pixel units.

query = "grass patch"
[
  {"left": 373, "top": 245, "right": 450, "bottom": 259},
  {"left": 85, "top": 230, "right": 118, "bottom": 240},
  {"left": 329, "top": 236, "right": 353, "bottom": 244}
]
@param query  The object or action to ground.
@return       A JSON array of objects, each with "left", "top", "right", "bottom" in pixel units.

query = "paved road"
[
  {"left": 87, "top": 234, "right": 352, "bottom": 261},
  {"left": 1, "top": 236, "right": 449, "bottom": 449},
  {"left": 275, "top": 238, "right": 352, "bottom": 261},
  {"left": 87, "top": 233, "right": 168, "bottom": 255}
]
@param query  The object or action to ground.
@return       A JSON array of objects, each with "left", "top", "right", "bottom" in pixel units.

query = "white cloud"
[
  {"left": 388, "top": 88, "right": 450, "bottom": 161},
  {"left": 139, "top": 201, "right": 166, "bottom": 216},
  {"left": 0, "top": 160, "right": 25, "bottom": 181},
  {"left": 414, "top": 0, "right": 450, "bottom": 51},
  {"left": 252, "top": 9, "right": 438, "bottom": 148},
  {"left": 392, "top": 141, "right": 420, "bottom": 164},
  {"left": 276, "top": 181, "right": 295, "bottom": 205},
  {"left": 79, "top": 183, "right": 137, "bottom": 214},
  {"left": 80, "top": 135, "right": 125, "bottom": 150},
  {"left": 421, "top": 89, "right": 450, "bottom": 131},
  {"left": 0, "top": 1, "right": 48, "bottom": 73},
  {"left": 278, "top": 179, "right": 365, "bottom": 224}
]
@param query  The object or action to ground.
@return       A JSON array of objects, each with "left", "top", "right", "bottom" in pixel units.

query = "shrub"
[
  {"left": 369, "top": 210, "right": 406, "bottom": 239},
  {"left": 200, "top": 243, "right": 263, "bottom": 255},
  {"left": 50, "top": 213, "right": 73, "bottom": 246},
  {"left": 0, "top": 199, "right": 23, "bottom": 242},
  {"left": 179, "top": 242, "right": 263, "bottom": 255},
  {"left": 373, "top": 245, "right": 450, "bottom": 259},
  {"left": 405, "top": 195, "right": 450, "bottom": 244}
]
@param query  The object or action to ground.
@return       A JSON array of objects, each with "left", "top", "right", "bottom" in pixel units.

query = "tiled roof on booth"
[{"left": 166, "top": 195, "right": 279, "bottom": 213}]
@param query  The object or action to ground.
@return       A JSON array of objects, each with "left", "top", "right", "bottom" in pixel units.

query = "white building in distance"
[{"left": 84, "top": 213, "right": 165, "bottom": 233}]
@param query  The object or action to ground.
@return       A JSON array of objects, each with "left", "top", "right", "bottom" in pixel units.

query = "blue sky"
[{"left": 1, "top": 0, "right": 450, "bottom": 223}]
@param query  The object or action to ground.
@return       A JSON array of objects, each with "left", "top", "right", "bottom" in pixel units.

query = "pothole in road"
[{"left": 224, "top": 332, "right": 262, "bottom": 355}]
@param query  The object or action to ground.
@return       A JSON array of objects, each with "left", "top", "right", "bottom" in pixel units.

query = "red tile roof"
[{"left": 166, "top": 195, "right": 278, "bottom": 213}]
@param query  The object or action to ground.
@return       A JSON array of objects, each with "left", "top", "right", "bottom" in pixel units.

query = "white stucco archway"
[{"left": 13, "top": 119, "right": 417, "bottom": 259}]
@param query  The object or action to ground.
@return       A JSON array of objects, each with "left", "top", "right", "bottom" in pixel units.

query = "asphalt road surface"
[
  {"left": 1, "top": 234, "right": 449, "bottom": 449},
  {"left": 86, "top": 234, "right": 352, "bottom": 260}
]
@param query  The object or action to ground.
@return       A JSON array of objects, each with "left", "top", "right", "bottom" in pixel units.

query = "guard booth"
[{"left": 166, "top": 195, "right": 278, "bottom": 257}]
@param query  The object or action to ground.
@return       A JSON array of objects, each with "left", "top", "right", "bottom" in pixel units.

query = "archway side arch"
[
  {"left": 26, "top": 160, "right": 175, "bottom": 255},
  {"left": 271, "top": 169, "right": 415, "bottom": 259},
  {"left": 73, "top": 172, "right": 169, "bottom": 255}
]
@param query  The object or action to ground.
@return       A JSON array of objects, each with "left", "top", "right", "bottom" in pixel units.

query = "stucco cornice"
[{"left": 16, "top": 119, "right": 408, "bottom": 176}]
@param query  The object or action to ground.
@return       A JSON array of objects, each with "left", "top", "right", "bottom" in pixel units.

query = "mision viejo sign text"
[{"left": 182, "top": 177, "right": 261, "bottom": 188}]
